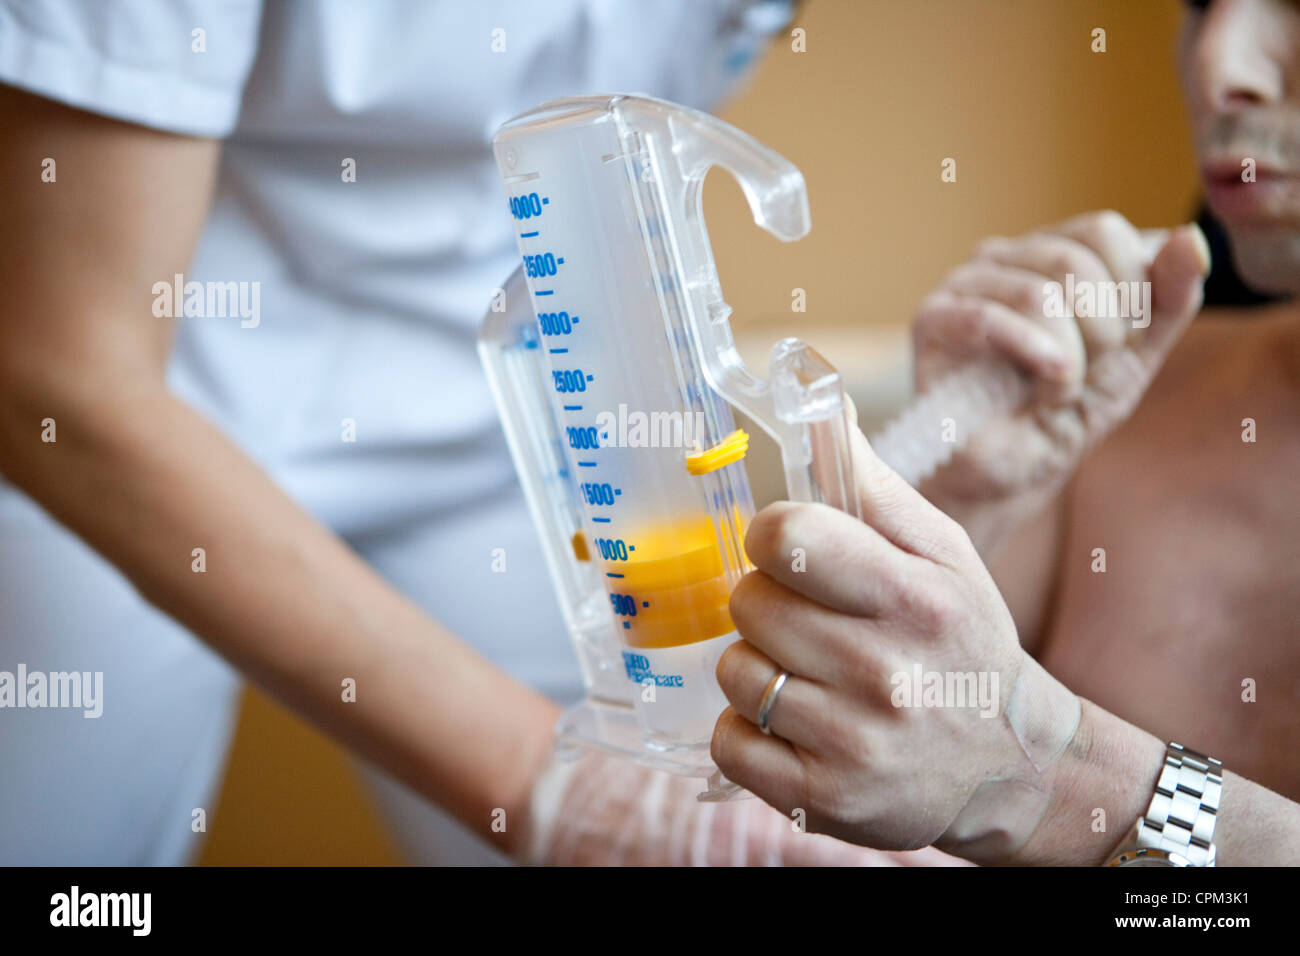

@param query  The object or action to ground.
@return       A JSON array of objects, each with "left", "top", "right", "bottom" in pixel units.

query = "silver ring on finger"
[{"left": 757, "top": 670, "right": 790, "bottom": 736}]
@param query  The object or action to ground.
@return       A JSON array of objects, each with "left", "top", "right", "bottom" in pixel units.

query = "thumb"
[
  {"left": 1134, "top": 222, "right": 1211, "bottom": 369},
  {"left": 844, "top": 412, "right": 968, "bottom": 566}
]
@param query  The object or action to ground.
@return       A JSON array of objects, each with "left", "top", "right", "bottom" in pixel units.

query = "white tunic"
[{"left": 0, "top": 0, "right": 791, "bottom": 863}]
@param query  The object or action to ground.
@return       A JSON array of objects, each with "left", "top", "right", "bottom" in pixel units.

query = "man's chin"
[{"left": 1225, "top": 229, "right": 1300, "bottom": 297}]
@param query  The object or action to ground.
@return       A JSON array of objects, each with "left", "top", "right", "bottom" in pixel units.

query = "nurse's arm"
[{"left": 0, "top": 85, "right": 559, "bottom": 855}]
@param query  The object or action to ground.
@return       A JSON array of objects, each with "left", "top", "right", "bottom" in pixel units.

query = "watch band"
[{"left": 1134, "top": 742, "right": 1223, "bottom": 866}]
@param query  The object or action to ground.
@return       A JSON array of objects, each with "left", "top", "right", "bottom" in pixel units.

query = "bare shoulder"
[
  {"left": 1146, "top": 303, "right": 1295, "bottom": 400},
  {"left": 1069, "top": 300, "right": 1297, "bottom": 517},
  {"left": 1114, "top": 302, "right": 1297, "bottom": 438}
]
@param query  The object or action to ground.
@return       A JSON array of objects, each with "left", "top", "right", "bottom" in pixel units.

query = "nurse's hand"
[
  {"left": 710, "top": 427, "right": 1034, "bottom": 855},
  {"left": 522, "top": 749, "right": 967, "bottom": 866},
  {"left": 912, "top": 212, "right": 1209, "bottom": 559}
]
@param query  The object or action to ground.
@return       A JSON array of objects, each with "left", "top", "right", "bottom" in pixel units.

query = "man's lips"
[{"left": 1201, "top": 158, "right": 1298, "bottom": 223}]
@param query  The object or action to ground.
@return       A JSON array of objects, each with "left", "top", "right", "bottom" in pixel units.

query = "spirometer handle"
[
  {"left": 650, "top": 100, "right": 854, "bottom": 520},
  {"left": 636, "top": 98, "right": 857, "bottom": 515},
  {"left": 699, "top": 338, "right": 858, "bottom": 804},
  {"left": 645, "top": 98, "right": 813, "bottom": 420},
  {"left": 670, "top": 107, "right": 811, "bottom": 243},
  {"left": 768, "top": 338, "right": 863, "bottom": 521}
]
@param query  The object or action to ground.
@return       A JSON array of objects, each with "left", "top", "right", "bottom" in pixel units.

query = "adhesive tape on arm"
[{"left": 939, "top": 656, "right": 1081, "bottom": 864}]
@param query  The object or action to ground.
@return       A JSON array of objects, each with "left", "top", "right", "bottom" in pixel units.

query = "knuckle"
[
  {"left": 745, "top": 501, "right": 801, "bottom": 567},
  {"left": 973, "top": 235, "right": 1009, "bottom": 259},
  {"left": 710, "top": 709, "right": 739, "bottom": 767},
  {"left": 1080, "top": 314, "right": 1127, "bottom": 351},
  {"left": 914, "top": 290, "right": 954, "bottom": 323},
  {"left": 727, "top": 573, "right": 766, "bottom": 633},
  {"left": 959, "top": 303, "right": 990, "bottom": 338},
  {"left": 860, "top": 462, "right": 919, "bottom": 518},
  {"left": 1046, "top": 248, "right": 1079, "bottom": 279},
  {"left": 714, "top": 640, "right": 744, "bottom": 687},
  {"left": 898, "top": 572, "right": 962, "bottom": 632},
  {"left": 832, "top": 706, "right": 873, "bottom": 752},
  {"left": 852, "top": 640, "right": 887, "bottom": 687},
  {"left": 1091, "top": 209, "right": 1131, "bottom": 245},
  {"left": 943, "top": 515, "right": 979, "bottom": 562},
  {"left": 946, "top": 262, "right": 983, "bottom": 287},
  {"left": 813, "top": 709, "right": 860, "bottom": 761},
  {"left": 809, "top": 767, "right": 865, "bottom": 826},
  {"left": 900, "top": 509, "right": 974, "bottom": 570},
  {"left": 1014, "top": 282, "right": 1044, "bottom": 316}
]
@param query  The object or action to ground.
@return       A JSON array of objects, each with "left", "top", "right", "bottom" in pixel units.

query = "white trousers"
[{"left": 0, "top": 474, "right": 580, "bottom": 865}]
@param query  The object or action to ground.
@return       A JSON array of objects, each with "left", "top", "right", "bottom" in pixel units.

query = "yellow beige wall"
[
  {"left": 199, "top": 0, "right": 1199, "bottom": 866},
  {"left": 713, "top": 0, "right": 1198, "bottom": 351}
]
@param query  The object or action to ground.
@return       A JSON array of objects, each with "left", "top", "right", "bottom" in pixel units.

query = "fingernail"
[
  {"left": 1186, "top": 222, "right": 1212, "bottom": 274},
  {"left": 1139, "top": 228, "right": 1168, "bottom": 263}
]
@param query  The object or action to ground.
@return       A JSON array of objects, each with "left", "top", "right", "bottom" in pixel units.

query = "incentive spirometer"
[{"left": 478, "top": 94, "right": 1010, "bottom": 779}]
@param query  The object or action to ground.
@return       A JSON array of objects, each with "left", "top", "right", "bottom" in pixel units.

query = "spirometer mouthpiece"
[
  {"left": 868, "top": 359, "right": 1031, "bottom": 487},
  {"left": 871, "top": 227, "right": 1187, "bottom": 487}
]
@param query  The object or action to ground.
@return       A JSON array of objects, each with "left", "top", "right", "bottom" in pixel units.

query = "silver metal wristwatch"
[{"left": 1105, "top": 742, "right": 1222, "bottom": 867}]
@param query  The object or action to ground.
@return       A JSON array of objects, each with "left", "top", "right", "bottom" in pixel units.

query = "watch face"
[
  {"left": 1120, "top": 857, "right": 1177, "bottom": 867},
  {"left": 1110, "top": 848, "right": 1190, "bottom": 867}
]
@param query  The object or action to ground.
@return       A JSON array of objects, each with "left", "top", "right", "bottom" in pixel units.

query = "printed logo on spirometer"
[
  {"left": 622, "top": 651, "right": 685, "bottom": 688},
  {"left": 890, "top": 664, "right": 999, "bottom": 718},
  {"left": 151, "top": 273, "right": 261, "bottom": 328},
  {"left": 592, "top": 404, "right": 708, "bottom": 449},
  {"left": 1042, "top": 275, "right": 1153, "bottom": 329},
  {"left": 0, "top": 664, "right": 103, "bottom": 717}
]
